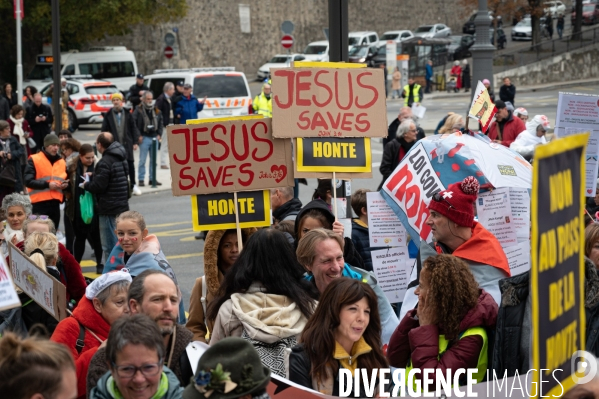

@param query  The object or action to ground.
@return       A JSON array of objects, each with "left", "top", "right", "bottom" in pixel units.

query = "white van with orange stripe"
[{"left": 144, "top": 67, "right": 254, "bottom": 120}]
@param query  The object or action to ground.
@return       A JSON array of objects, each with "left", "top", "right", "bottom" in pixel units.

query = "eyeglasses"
[
  {"left": 432, "top": 192, "right": 453, "bottom": 209},
  {"left": 28, "top": 215, "right": 49, "bottom": 221},
  {"left": 111, "top": 360, "right": 163, "bottom": 378},
  {"left": 408, "top": 129, "right": 418, "bottom": 133}
]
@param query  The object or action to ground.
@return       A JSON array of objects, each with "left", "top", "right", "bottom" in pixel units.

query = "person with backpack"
[
  {"left": 387, "top": 254, "right": 498, "bottom": 392},
  {"left": 207, "top": 229, "right": 318, "bottom": 377},
  {"left": 50, "top": 270, "right": 131, "bottom": 399}
]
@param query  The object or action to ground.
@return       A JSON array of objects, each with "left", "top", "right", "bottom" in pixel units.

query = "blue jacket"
[
  {"left": 175, "top": 94, "right": 204, "bottom": 124},
  {"left": 425, "top": 64, "right": 433, "bottom": 80}
]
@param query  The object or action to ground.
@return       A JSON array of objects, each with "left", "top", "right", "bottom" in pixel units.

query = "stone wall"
[
  {"left": 91, "top": 0, "right": 471, "bottom": 79},
  {"left": 494, "top": 43, "right": 599, "bottom": 87}
]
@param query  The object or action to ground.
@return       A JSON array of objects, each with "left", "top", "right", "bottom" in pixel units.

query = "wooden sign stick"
[
  {"left": 233, "top": 191, "right": 243, "bottom": 252},
  {"left": 332, "top": 172, "right": 338, "bottom": 221}
]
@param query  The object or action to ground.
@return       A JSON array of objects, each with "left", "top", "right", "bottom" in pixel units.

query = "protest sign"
[
  {"left": 295, "top": 137, "right": 372, "bottom": 173},
  {"left": 468, "top": 81, "right": 497, "bottom": 132},
  {"left": 530, "top": 133, "right": 587, "bottom": 397},
  {"left": 371, "top": 248, "right": 412, "bottom": 304},
  {"left": 8, "top": 242, "right": 67, "bottom": 321},
  {"left": 191, "top": 190, "right": 271, "bottom": 231},
  {"left": 504, "top": 241, "right": 531, "bottom": 276},
  {"left": 476, "top": 187, "right": 518, "bottom": 248},
  {"left": 0, "top": 254, "right": 20, "bottom": 312},
  {"left": 510, "top": 187, "right": 531, "bottom": 243},
  {"left": 367, "top": 191, "right": 407, "bottom": 247},
  {"left": 271, "top": 63, "right": 387, "bottom": 138},
  {"left": 167, "top": 116, "right": 294, "bottom": 196}
]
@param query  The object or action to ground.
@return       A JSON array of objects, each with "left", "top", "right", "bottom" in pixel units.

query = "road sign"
[
  {"left": 164, "top": 46, "right": 174, "bottom": 59},
  {"left": 165, "top": 33, "right": 176, "bottom": 46},
  {"left": 281, "top": 20, "right": 294, "bottom": 34},
  {"left": 281, "top": 34, "right": 294, "bottom": 49}
]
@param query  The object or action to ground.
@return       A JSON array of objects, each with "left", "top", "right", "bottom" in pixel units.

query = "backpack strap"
[
  {"left": 75, "top": 321, "right": 86, "bottom": 354},
  {"left": 200, "top": 276, "right": 207, "bottom": 316}
]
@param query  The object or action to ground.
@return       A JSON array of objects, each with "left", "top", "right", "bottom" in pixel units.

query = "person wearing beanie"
[
  {"left": 399, "top": 176, "right": 511, "bottom": 321},
  {"left": 487, "top": 99, "right": 526, "bottom": 148},
  {"left": 513, "top": 107, "right": 528, "bottom": 122},
  {"left": 183, "top": 337, "right": 271, "bottom": 399},
  {"left": 510, "top": 114, "right": 550, "bottom": 160},
  {"left": 24, "top": 133, "right": 68, "bottom": 229},
  {"left": 482, "top": 79, "right": 495, "bottom": 103}
]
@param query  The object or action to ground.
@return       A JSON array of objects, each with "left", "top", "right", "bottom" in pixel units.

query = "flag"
[{"left": 468, "top": 81, "right": 497, "bottom": 133}]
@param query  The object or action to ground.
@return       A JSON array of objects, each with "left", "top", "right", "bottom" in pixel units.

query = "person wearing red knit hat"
[{"left": 398, "top": 176, "right": 511, "bottom": 321}]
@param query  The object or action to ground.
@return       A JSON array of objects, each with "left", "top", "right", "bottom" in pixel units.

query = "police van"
[
  {"left": 26, "top": 46, "right": 138, "bottom": 93},
  {"left": 144, "top": 67, "right": 254, "bottom": 120}
]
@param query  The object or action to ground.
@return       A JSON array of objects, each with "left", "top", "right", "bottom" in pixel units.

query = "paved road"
[{"left": 72, "top": 82, "right": 598, "bottom": 310}]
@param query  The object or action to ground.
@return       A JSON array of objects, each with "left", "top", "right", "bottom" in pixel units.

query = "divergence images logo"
[{"left": 572, "top": 350, "right": 598, "bottom": 385}]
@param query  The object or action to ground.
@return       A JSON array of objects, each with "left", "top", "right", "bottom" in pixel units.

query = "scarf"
[
  {"left": 398, "top": 136, "right": 416, "bottom": 154},
  {"left": 107, "top": 372, "right": 169, "bottom": 399},
  {"left": 0, "top": 137, "right": 10, "bottom": 154},
  {"left": 9, "top": 116, "right": 26, "bottom": 145},
  {"left": 141, "top": 103, "right": 158, "bottom": 133}
]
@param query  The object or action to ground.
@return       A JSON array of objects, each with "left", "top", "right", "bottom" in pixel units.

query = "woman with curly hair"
[
  {"left": 387, "top": 254, "right": 498, "bottom": 391},
  {"left": 289, "top": 277, "right": 388, "bottom": 396}
]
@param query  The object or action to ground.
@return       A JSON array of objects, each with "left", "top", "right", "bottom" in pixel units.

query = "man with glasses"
[
  {"left": 175, "top": 83, "right": 207, "bottom": 124},
  {"left": 87, "top": 270, "right": 194, "bottom": 396},
  {"left": 379, "top": 118, "right": 419, "bottom": 190},
  {"left": 90, "top": 314, "right": 184, "bottom": 398},
  {"left": 398, "top": 176, "right": 511, "bottom": 320}
]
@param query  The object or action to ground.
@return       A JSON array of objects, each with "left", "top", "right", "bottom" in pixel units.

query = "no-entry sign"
[
  {"left": 281, "top": 34, "right": 294, "bottom": 49},
  {"left": 164, "top": 46, "right": 174, "bottom": 59}
]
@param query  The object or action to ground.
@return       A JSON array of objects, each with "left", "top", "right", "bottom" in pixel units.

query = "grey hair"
[
  {"left": 95, "top": 280, "right": 130, "bottom": 304},
  {"left": 106, "top": 315, "right": 165, "bottom": 365},
  {"left": 271, "top": 186, "right": 294, "bottom": 200},
  {"left": 2, "top": 193, "right": 32, "bottom": 215},
  {"left": 163, "top": 82, "right": 174, "bottom": 92},
  {"left": 397, "top": 118, "right": 416, "bottom": 139},
  {"left": 22, "top": 217, "right": 56, "bottom": 236},
  {"left": 141, "top": 90, "right": 154, "bottom": 100}
]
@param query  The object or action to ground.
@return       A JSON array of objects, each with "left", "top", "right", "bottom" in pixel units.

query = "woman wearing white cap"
[
  {"left": 51, "top": 270, "right": 131, "bottom": 399},
  {"left": 513, "top": 107, "right": 529, "bottom": 122}
]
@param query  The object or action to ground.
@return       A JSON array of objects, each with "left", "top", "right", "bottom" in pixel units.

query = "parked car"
[
  {"left": 571, "top": 3, "right": 599, "bottom": 25},
  {"left": 348, "top": 31, "right": 379, "bottom": 50},
  {"left": 451, "top": 35, "right": 475, "bottom": 60},
  {"left": 40, "top": 77, "right": 118, "bottom": 130},
  {"left": 544, "top": 1, "right": 566, "bottom": 17},
  {"left": 512, "top": 18, "right": 533, "bottom": 40},
  {"left": 462, "top": 10, "right": 495, "bottom": 34},
  {"left": 256, "top": 54, "right": 306, "bottom": 81},
  {"left": 302, "top": 40, "right": 329, "bottom": 62},
  {"left": 414, "top": 24, "right": 452, "bottom": 38},
  {"left": 378, "top": 30, "right": 414, "bottom": 45},
  {"left": 371, "top": 43, "right": 402, "bottom": 68},
  {"left": 348, "top": 45, "right": 378, "bottom": 66}
]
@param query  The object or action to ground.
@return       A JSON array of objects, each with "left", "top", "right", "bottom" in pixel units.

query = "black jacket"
[
  {"left": 84, "top": 142, "right": 129, "bottom": 216},
  {"left": 24, "top": 150, "right": 65, "bottom": 192},
  {"left": 379, "top": 136, "right": 416, "bottom": 190},
  {"left": 294, "top": 199, "right": 365, "bottom": 270},
  {"left": 383, "top": 118, "right": 425, "bottom": 147},
  {"left": 155, "top": 93, "right": 174, "bottom": 126},
  {"left": 0, "top": 136, "right": 24, "bottom": 192},
  {"left": 273, "top": 198, "right": 303, "bottom": 224},
  {"left": 351, "top": 219, "right": 381, "bottom": 272},
  {"left": 127, "top": 83, "right": 149, "bottom": 108},
  {"left": 26, "top": 103, "right": 53, "bottom": 149},
  {"left": 101, "top": 108, "right": 139, "bottom": 161},
  {"left": 133, "top": 104, "right": 163, "bottom": 138},
  {"left": 0, "top": 96, "right": 11, "bottom": 119},
  {"left": 499, "top": 84, "right": 516, "bottom": 105}
]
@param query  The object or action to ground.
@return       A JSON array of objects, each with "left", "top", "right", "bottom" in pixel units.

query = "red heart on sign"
[
  {"left": 271, "top": 165, "right": 287, "bottom": 183},
  {"left": 588, "top": 189, "right": 593, "bottom": 194}
]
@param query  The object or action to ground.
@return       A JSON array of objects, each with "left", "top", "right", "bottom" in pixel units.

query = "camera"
[
  {"left": 147, "top": 125, "right": 156, "bottom": 134},
  {"left": 38, "top": 114, "right": 44, "bottom": 118}
]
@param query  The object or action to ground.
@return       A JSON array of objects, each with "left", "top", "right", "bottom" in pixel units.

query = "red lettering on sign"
[
  {"left": 311, "top": 112, "right": 327, "bottom": 130},
  {"left": 341, "top": 113, "right": 354, "bottom": 131},
  {"left": 192, "top": 127, "right": 210, "bottom": 163},
  {"left": 172, "top": 128, "right": 191, "bottom": 164},
  {"left": 211, "top": 125, "right": 229, "bottom": 161},
  {"left": 238, "top": 163, "right": 254, "bottom": 186},
  {"left": 295, "top": 71, "right": 312, "bottom": 106},
  {"left": 179, "top": 167, "right": 195, "bottom": 190},
  {"left": 251, "top": 121, "right": 274, "bottom": 162},
  {"left": 222, "top": 165, "right": 235, "bottom": 186},
  {"left": 313, "top": 71, "right": 332, "bottom": 107},
  {"left": 355, "top": 113, "right": 370, "bottom": 132},
  {"left": 335, "top": 71, "right": 353, "bottom": 110},
  {"left": 385, "top": 164, "right": 412, "bottom": 201},
  {"left": 297, "top": 111, "right": 311, "bottom": 130},
  {"left": 405, "top": 185, "right": 420, "bottom": 218},
  {"left": 355, "top": 72, "right": 378, "bottom": 108},
  {"left": 231, "top": 124, "right": 249, "bottom": 161},
  {"left": 273, "top": 70, "right": 295, "bottom": 109}
]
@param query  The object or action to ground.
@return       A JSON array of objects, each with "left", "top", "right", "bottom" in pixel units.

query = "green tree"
[{"left": 0, "top": 0, "right": 187, "bottom": 86}]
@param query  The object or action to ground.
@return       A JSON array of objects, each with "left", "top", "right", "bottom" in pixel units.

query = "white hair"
[{"left": 397, "top": 118, "right": 416, "bottom": 139}]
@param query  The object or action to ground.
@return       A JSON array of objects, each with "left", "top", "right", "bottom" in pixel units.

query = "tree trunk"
[
  {"left": 529, "top": 0, "right": 542, "bottom": 48},
  {"left": 574, "top": 0, "right": 583, "bottom": 40}
]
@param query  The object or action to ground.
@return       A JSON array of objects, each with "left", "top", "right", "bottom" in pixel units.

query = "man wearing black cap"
[
  {"left": 127, "top": 74, "right": 149, "bottom": 108},
  {"left": 487, "top": 100, "right": 525, "bottom": 148},
  {"left": 172, "top": 81, "right": 185, "bottom": 124},
  {"left": 175, "top": 83, "right": 207, "bottom": 124}
]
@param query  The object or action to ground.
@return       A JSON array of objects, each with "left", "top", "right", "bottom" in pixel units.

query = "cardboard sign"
[
  {"left": 295, "top": 137, "right": 371, "bottom": 173},
  {"left": 468, "top": 81, "right": 497, "bottom": 132},
  {"left": 8, "top": 242, "right": 67, "bottom": 321},
  {"left": 167, "top": 117, "right": 294, "bottom": 196},
  {"left": 530, "top": 133, "right": 587, "bottom": 397},
  {"left": 271, "top": 65, "right": 387, "bottom": 138},
  {"left": 191, "top": 190, "right": 271, "bottom": 231},
  {"left": 0, "top": 253, "right": 20, "bottom": 312}
]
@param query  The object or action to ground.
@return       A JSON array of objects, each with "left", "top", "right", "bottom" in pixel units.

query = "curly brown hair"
[
  {"left": 299, "top": 278, "right": 388, "bottom": 384},
  {"left": 422, "top": 254, "right": 479, "bottom": 340}
]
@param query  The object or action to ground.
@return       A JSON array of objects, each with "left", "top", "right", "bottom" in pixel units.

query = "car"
[
  {"left": 256, "top": 54, "right": 306, "bottom": 81},
  {"left": 371, "top": 43, "right": 402, "bottom": 68},
  {"left": 450, "top": 35, "right": 475, "bottom": 60},
  {"left": 462, "top": 11, "right": 494, "bottom": 34},
  {"left": 348, "top": 31, "right": 379, "bottom": 50},
  {"left": 571, "top": 3, "right": 599, "bottom": 25},
  {"left": 378, "top": 30, "right": 414, "bottom": 45},
  {"left": 40, "top": 77, "right": 119, "bottom": 130},
  {"left": 144, "top": 67, "right": 253, "bottom": 120},
  {"left": 544, "top": 1, "right": 566, "bottom": 17},
  {"left": 414, "top": 24, "right": 452, "bottom": 38},
  {"left": 347, "top": 45, "right": 378, "bottom": 66},
  {"left": 302, "top": 40, "right": 329, "bottom": 62},
  {"left": 512, "top": 18, "right": 532, "bottom": 40}
]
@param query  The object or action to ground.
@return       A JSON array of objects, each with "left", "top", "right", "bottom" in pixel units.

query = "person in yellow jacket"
[
  {"left": 402, "top": 77, "right": 424, "bottom": 107},
  {"left": 253, "top": 83, "right": 272, "bottom": 117},
  {"left": 24, "top": 134, "right": 68, "bottom": 230}
]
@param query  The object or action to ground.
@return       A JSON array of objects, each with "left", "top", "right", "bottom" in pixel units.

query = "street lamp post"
[
  {"left": 51, "top": 0, "right": 61, "bottom": 132},
  {"left": 470, "top": 0, "right": 496, "bottom": 101}
]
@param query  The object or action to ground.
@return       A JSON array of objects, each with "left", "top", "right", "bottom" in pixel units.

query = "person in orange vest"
[{"left": 24, "top": 133, "right": 68, "bottom": 230}]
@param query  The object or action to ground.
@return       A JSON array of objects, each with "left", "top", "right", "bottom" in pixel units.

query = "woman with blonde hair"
[
  {"left": 438, "top": 113, "right": 465, "bottom": 134},
  {"left": 0, "top": 332, "right": 77, "bottom": 399}
]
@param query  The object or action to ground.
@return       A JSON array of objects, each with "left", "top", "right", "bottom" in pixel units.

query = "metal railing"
[{"left": 493, "top": 25, "right": 599, "bottom": 73}]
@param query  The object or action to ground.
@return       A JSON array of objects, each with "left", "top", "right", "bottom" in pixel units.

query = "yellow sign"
[
  {"left": 468, "top": 81, "right": 497, "bottom": 132},
  {"left": 296, "top": 137, "right": 372, "bottom": 173}
]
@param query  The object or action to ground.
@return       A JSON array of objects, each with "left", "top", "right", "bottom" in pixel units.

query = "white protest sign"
[
  {"left": 0, "top": 254, "right": 20, "bottom": 312},
  {"left": 411, "top": 103, "right": 426, "bottom": 120},
  {"left": 366, "top": 191, "right": 407, "bottom": 248},
  {"left": 509, "top": 187, "right": 530, "bottom": 243},
  {"left": 370, "top": 248, "right": 412, "bottom": 303},
  {"left": 559, "top": 127, "right": 599, "bottom": 196},
  {"left": 504, "top": 241, "right": 531, "bottom": 276},
  {"left": 476, "top": 187, "right": 518, "bottom": 248}
]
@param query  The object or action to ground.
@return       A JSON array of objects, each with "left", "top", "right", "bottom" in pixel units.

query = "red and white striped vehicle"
[{"left": 40, "top": 77, "right": 120, "bottom": 131}]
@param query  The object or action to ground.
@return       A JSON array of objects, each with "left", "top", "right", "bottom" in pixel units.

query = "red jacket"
[
  {"left": 387, "top": 290, "right": 498, "bottom": 391},
  {"left": 487, "top": 112, "right": 526, "bottom": 147},
  {"left": 76, "top": 347, "right": 99, "bottom": 399}
]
